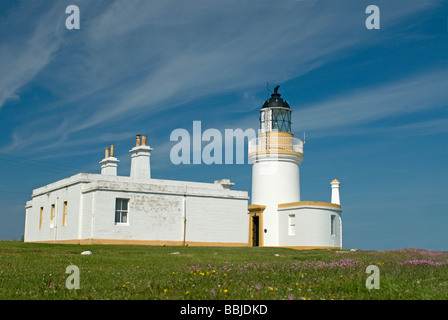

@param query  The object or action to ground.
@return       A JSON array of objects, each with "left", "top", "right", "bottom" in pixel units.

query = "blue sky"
[{"left": 0, "top": 0, "right": 447, "bottom": 250}]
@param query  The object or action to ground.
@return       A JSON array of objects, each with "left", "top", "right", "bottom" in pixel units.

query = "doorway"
[
  {"left": 248, "top": 204, "right": 265, "bottom": 247},
  {"left": 252, "top": 216, "right": 259, "bottom": 247}
]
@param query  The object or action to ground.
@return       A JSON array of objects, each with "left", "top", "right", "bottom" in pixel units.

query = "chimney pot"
[
  {"left": 136, "top": 135, "right": 141, "bottom": 147},
  {"left": 142, "top": 135, "right": 147, "bottom": 146},
  {"left": 110, "top": 145, "right": 115, "bottom": 157},
  {"left": 105, "top": 147, "right": 110, "bottom": 158}
]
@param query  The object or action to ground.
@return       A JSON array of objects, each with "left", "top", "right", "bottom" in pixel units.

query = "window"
[
  {"left": 62, "top": 201, "right": 68, "bottom": 226},
  {"left": 272, "top": 109, "right": 291, "bottom": 132},
  {"left": 50, "top": 204, "right": 55, "bottom": 228},
  {"left": 288, "top": 214, "right": 296, "bottom": 236},
  {"left": 330, "top": 215, "right": 336, "bottom": 236},
  {"left": 115, "top": 198, "right": 129, "bottom": 224},
  {"left": 39, "top": 207, "right": 43, "bottom": 229}
]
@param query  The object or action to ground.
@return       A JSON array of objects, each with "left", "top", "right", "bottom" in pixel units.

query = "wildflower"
[
  {"left": 210, "top": 289, "right": 216, "bottom": 295},
  {"left": 288, "top": 296, "right": 292, "bottom": 300},
  {"left": 185, "top": 291, "right": 190, "bottom": 294},
  {"left": 163, "top": 288, "right": 168, "bottom": 293},
  {"left": 399, "top": 260, "right": 442, "bottom": 266},
  {"left": 254, "top": 286, "right": 260, "bottom": 290},
  {"left": 223, "top": 289, "right": 228, "bottom": 293},
  {"left": 270, "top": 287, "right": 274, "bottom": 291}
]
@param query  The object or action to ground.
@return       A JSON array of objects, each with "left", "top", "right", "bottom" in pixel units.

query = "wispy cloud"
[
  {"left": 293, "top": 68, "right": 448, "bottom": 137},
  {"left": 0, "top": 0, "right": 442, "bottom": 156},
  {"left": 0, "top": 3, "right": 65, "bottom": 109}
]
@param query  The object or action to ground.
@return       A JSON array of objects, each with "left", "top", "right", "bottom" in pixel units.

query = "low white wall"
[{"left": 278, "top": 206, "right": 342, "bottom": 248}]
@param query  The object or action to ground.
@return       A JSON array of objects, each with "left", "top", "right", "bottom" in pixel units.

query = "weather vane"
[{"left": 274, "top": 85, "right": 279, "bottom": 94}]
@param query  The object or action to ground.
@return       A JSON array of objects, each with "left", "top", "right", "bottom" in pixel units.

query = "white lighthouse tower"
[
  {"left": 248, "top": 86, "right": 342, "bottom": 249},
  {"left": 248, "top": 86, "right": 304, "bottom": 246}
]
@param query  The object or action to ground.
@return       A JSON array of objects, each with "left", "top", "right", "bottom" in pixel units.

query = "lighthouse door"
[{"left": 252, "top": 216, "right": 260, "bottom": 247}]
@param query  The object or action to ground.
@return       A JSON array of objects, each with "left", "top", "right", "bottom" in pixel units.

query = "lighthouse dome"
[{"left": 262, "top": 86, "right": 290, "bottom": 109}]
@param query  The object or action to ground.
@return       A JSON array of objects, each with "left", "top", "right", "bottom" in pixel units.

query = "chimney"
[
  {"left": 214, "top": 179, "right": 235, "bottom": 190},
  {"left": 130, "top": 134, "right": 152, "bottom": 179},
  {"left": 331, "top": 179, "right": 341, "bottom": 205},
  {"left": 100, "top": 145, "right": 119, "bottom": 176}
]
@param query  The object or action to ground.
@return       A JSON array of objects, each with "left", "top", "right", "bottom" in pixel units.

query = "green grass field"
[{"left": 0, "top": 241, "right": 447, "bottom": 300}]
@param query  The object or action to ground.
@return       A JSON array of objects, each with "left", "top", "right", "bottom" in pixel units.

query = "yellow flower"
[
  {"left": 270, "top": 287, "right": 274, "bottom": 291},
  {"left": 185, "top": 291, "right": 190, "bottom": 294},
  {"left": 163, "top": 289, "right": 168, "bottom": 293},
  {"left": 223, "top": 289, "right": 228, "bottom": 293}
]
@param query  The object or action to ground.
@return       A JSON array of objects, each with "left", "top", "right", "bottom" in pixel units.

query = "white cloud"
[
  {"left": 0, "top": 0, "right": 442, "bottom": 155},
  {"left": 293, "top": 68, "right": 448, "bottom": 136},
  {"left": 0, "top": 3, "right": 65, "bottom": 109}
]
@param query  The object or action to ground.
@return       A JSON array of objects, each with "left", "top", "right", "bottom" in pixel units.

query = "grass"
[{"left": 0, "top": 241, "right": 447, "bottom": 300}]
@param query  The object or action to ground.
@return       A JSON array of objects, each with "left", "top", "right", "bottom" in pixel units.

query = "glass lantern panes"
[{"left": 272, "top": 109, "right": 291, "bottom": 132}]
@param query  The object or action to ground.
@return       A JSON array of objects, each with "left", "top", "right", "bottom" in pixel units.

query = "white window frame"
[
  {"left": 330, "top": 214, "right": 336, "bottom": 236},
  {"left": 288, "top": 214, "right": 296, "bottom": 236},
  {"left": 115, "top": 198, "right": 129, "bottom": 225}
]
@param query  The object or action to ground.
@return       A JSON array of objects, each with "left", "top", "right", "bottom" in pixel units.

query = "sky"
[{"left": 0, "top": 0, "right": 447, "bottom": 251}]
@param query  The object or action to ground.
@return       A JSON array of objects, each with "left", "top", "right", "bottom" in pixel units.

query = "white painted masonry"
[{"left": 24, "top": 135, "right": 249, "bottom": 246}]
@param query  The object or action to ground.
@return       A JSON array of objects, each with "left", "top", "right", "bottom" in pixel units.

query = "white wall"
[
  {"left": 90, "top": 190, "right": 184, "bottom": 242},
  {"left": 25, "top": 173, "right": 249, "bottom": 245},
  {"left": 278, "top": 206, "right": 342, "bottom": 248},
  {"left": 185, "top": 196, "right": 249, "bottom": 244},
  {"left": 250, "top": 153, "right": 302, "bottom": 246},
  {"left": 24, "top": 180, "right": 85, "bottom": 243}
]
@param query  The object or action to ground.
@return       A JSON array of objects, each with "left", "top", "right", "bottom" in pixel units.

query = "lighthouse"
[{"left": 248, "top": 86, "right": 342, "bottom": 249}]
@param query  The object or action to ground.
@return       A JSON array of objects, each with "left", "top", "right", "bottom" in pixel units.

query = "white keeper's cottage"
[
  {"left": 24, "top": 135, "right": 249, "bottom": 246},
  {"left": 24, "top": 86, "right": 342, "bottom": 249}
]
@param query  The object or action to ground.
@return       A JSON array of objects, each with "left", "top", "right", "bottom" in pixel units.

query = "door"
[{"left": 252, "top": 216, "right": 259, "bottom": 247}]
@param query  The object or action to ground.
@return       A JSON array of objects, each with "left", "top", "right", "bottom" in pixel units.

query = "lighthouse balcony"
[{"left": 248, "top": 136, "right": 304, "bottom": 156}]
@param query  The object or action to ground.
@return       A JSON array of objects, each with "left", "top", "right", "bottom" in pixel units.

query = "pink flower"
[
  {"left": 254, "top": 286, "right": 260, "bottom": 290},
  {"left": 399, "top": 260, "right": 442, "bottom": 266}
]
